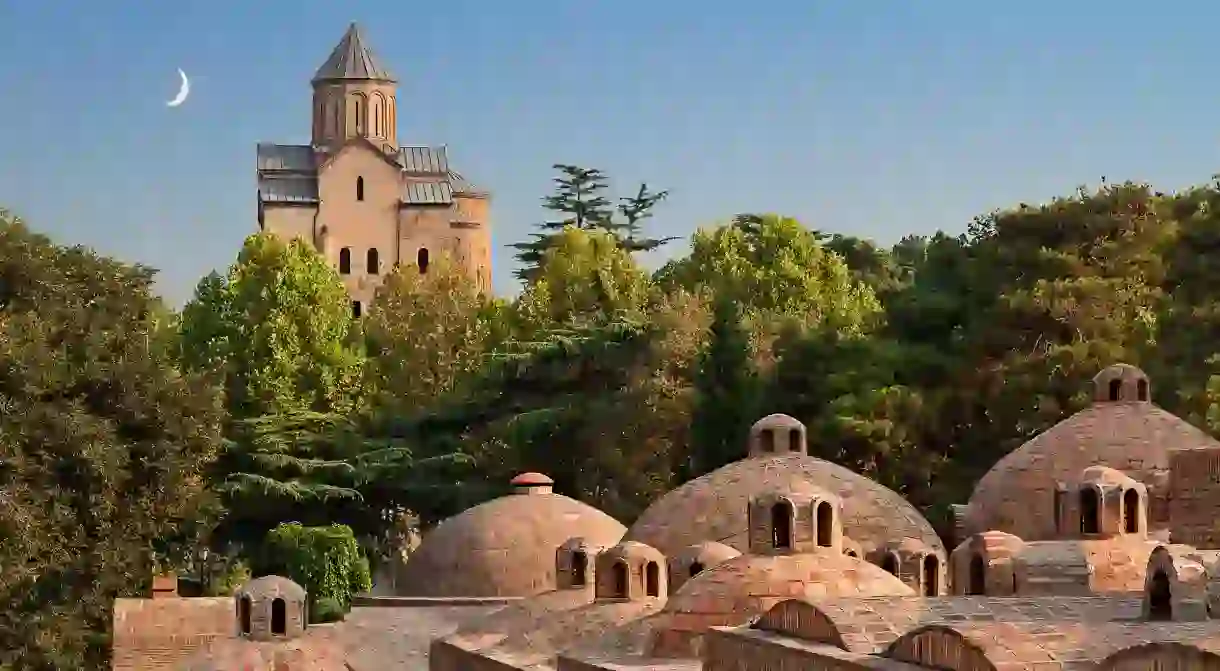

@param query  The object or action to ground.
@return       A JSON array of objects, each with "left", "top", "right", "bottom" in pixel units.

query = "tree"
[
  {"left": 685, "top": 295, "right": 760, "bottom": 479},
  {"left": 0, "top": 212, "right": 224, "bottom": 669},
  {"left": 512, "top": 164, "right": 674, "bottom": 281}
]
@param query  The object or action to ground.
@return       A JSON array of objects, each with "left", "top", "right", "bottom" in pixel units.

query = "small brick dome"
[
  {"left": 396, "top": 473, "right": 625, "bottom": 597},
  {"left": 965, "top": 364, "right": 1220, "bottom": 541}
]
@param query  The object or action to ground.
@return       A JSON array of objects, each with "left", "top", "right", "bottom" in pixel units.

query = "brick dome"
[
  {"left": 649, "top": 550, "right": 914, "bottom": 658},
  {"left": 179, "top": 637, "right": 347, "bottom": 671},
  {"left": 964, "top": 364, "right": 1220, "bottom": 541},
  {"left": 624, "top": 453, "right": 944, "bottom": 562},
  {"left": 396, "top": 473, "right": 625, "bottom": 597}
]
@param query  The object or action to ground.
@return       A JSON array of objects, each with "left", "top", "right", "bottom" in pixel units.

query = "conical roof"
[{"left": 312, "top": 23, "right": 395, "bottom": 83}]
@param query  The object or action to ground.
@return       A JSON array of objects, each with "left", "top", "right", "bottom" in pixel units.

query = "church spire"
[{"left": 312, "top": 23, "right": 395, "bottom": 83}]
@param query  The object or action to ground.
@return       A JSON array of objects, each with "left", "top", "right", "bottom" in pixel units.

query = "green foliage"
[
  {"left": 0, "top": 212, "right": 224, "bottom": 669},
  {"left": 685, "top": 294, "right": 759, "bottom": 479},
  {"left": 258, "top": 523, "right": 371, "bottom": 620},
  {"left": 311, "top": 597, "right": 346, "bottom": 624}
]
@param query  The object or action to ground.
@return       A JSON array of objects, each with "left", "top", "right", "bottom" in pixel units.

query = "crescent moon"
[{"left": 167, "top": 69, "right": 190, "bottom": 108}]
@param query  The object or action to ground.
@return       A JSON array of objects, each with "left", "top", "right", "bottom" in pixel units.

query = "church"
[{"left": 256, "top": 23, "right": 492, "bottom": 316}]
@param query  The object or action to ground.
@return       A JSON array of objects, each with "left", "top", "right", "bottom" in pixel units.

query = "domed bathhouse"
[{"left": 112, "top": 365, "right": 1220, "bottom": 671}]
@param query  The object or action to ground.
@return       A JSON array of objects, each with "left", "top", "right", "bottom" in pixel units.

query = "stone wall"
[
  {"left": 1168, "top": 448, "right": 1220, "bottom": 548},
  {"left": 702, "top": 628, "right": 915, "bottom": 671},
  {"left": 111, "top": 597, "right": 233, "bottom": 671},
  {"left": 428, "top": 638, "right": 524, "bottom": 671}
]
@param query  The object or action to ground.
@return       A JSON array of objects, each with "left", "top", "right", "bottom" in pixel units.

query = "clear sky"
[{"left": 2, "top": 1, "right": 1218, "bottom": 305}]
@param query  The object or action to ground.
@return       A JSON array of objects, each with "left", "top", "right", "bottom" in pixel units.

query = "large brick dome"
[
  {"left": 395, "top": 472, "right": 625, "bottom": 597},
  {"left": 964, "top": 364, "right": 1220, "bottom": 541}
]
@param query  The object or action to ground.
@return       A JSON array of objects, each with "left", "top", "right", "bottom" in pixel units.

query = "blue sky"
[{"left": 1, "top": 1, "right": 1218, "bottom": 305}]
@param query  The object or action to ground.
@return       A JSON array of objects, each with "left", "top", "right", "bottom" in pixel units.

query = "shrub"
[
  {"left": 311, "top": 597, "right": 345, "bottom": 623},
  {"left": 258, "top": 522, "right": 372, "bottom": 621}
]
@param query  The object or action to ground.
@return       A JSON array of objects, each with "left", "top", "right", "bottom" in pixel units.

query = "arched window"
[
  {"left": 788, "top": 429, "right": 802, "bottom": 452},
  {"left": 1149, "top": 569, "right": 1172, "bottom": 620},
  {"left": 923, "top": 556, "right": 940, "bottom": 596},
  {"left": 1053, "top": 483, "right": 1067, "bottom": 535},
  {"left": 611, "top": 561, "right": 629, "bottom": 598},
  {"left": 1080, "top": 487, "right": 1101, "bottom": 534},
  {"left": 356, "top": 176, "right": 365, "bottom": 201},
  {"left": 688, "top": 561, "right": 704, "bottom": 577},
  {"left": 353, "top": 94, "right": 366, "bottom": 135},
  {"left": 1123, "top": 488, "right": 1140, "bottom": 534},
  {"left": 571, "top": 551, "right": 587, "bottom": 587},
  {"left": 759, "top": 429, "right": 774, "bottom": 452},
  {"left": 417, "top": 247, "right": 430, "bottom": 274},
  {"left": 338, "top": 247, "right": 351, "bottom": 274},
  {"left": 1109, "top": 379, "right": 1122, "bottom": 401},
  {"left": 351, "top": 300, "right": 362, "bottom": 318},
  {"left": 373, "top": 101, "right": 381, "bottom": 136},
  {"left": 367, "top": 248, "right": 380, "bottom": 275},
  {"left": 815, "top": 501, "right": 833, "bottom": 547},
  {"left": 238, "top": 595, "right": 252, "bottom": 635},
  {"left": 967, "top": 554, "right": 986, "bottom": 595},
  {"left": 645, "top": 561, "right": 660, "bottom": 597},
  {"left": 1137, "top": 379, "right": 1149, "bottom": 401},
  {"left": 271, "top": 598, "right": 286, "bottom": 635},
  {"left": 880, "top": 553, "right": 899, "bottom": 575},
  {"left": 770, "top": 502, "right": 792, "bottom": 549}
]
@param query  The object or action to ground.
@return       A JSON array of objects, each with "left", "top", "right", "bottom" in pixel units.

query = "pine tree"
[{"left": 685, "top": 295, "right": 760, "bottom": 480}]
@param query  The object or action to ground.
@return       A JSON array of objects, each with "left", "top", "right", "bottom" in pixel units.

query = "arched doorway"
[
  {"left": 238, "top": 595, "right": 252, "bottom": 635},
  {"left": 271, "top": 598, "right": 286, "bottom": 635},
  {"left": 417, "top": 247, "right": 430, "bottom": 274},
  {"left": 815, "top": 501, "right": 834, "bottom": 547},
  {"left": 1123, "top": 489, "right": 1140, "bottom": 534},
  {"left": 967, "top": 554, "right": 986, "bottom": 595},
  {"left": 1149, "top": 570, "right": 1172, "bottom": 620},
  {"left": 612, "top": 561, "right": 629, "bottom": 598},
  {"left": 771, "top": 502, "right": 792, "bottom": 549},
  {"left": 1109, "top": 379, "right": 1121, "bottom": 401},
  {"left": 880, "top": 553, "right": 899, "bottom": 576},
  {"left": 922, "top": 555, "right": 940, "bottom": 596},
  {"left": 571, "top": 551, "right": 587, "bottom": 586},
  {"left": 645, "top": 561, "right": 660, "bottom": 597},
  {"left": 1080, "top": 487, "right": 1101, "bottom": 534}
]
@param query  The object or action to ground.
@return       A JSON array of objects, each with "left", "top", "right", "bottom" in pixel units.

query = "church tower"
[{"left": 311, "top": 23, "right": 398, "bottom": 154}]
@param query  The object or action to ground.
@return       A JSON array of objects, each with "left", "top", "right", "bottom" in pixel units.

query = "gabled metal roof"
[{"left": 312, "top": 23, "right": 395, "bottom": 83}]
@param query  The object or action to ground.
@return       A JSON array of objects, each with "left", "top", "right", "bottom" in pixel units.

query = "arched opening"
[
  {"left": 338, "top": 247, "right": 352, "bottom": 274},
  {"left": 366, "top": 248, "right": 380, "bottom": 275},
  {"left": 353, "top": 94, "right": 366, "bottom": 135},
  {"left": 645, "top": 561, "right": 660, "bottom": 597},
  {"left": 922, "top": 555, "right": 940, "bottom": 596},
  {"left": 1148, "top": 569, "right": 1172, "bottom": 620},
  {"left": 688, "top": 561, "right": 704, "bottom": 577},
  {"left": 271, "top": 598, "right": 286, "bottom": 635},
  {"left": 351, "top": 300, "right": 362, "bottom": 318},
  {"left": 238, "top": 595, "right": 252, "bottom": 635},
  {"left": 880, "top": 553, "right": 899, "bottom": 575},
  {"left": 1053, "top": 484, "right": 1066, "bottom": 535},
  {"left": 1108, "top": 379, "right": 1122, "bottom": 401},
  {"left": 1137, "top": 378, "right": 1149, "bottom": 401},
  {"left": 356, "top": 176, "right": 365, "bottom": 201},
  {"left": 845, "top": 549, "right": 858, "bottom": 558},
  {"left": 1079, "top": 487, "right": 1101, "bottom": 534},
  {"left": 301, "top": 602, "right": 307, "bottom": 629},
  {"left": 967, "top": 554, "right": 986, "bottom": 595},
  {"left": 1123, "top": 488, "right": 1140, "bottom": 534},
  {"left": 770, "top": 502, "right": 793, "bottom": 549},
  {"left": 417, "top": 247, "right": 430, "bottom": 274},
  {"left": 759, "top": 428, "right": 774, "bottom": 452},
  {"left": 571, "top": 551, "right": 587, "bottom": 587},
  {"left": 787, "top": 429, "right": 802, "bottom": 452},
  {"left": 815, "top": 501, "right": 834, "bottom": 547},
  {"left": 611, "top": 561, "right": 629, "bottom": 598}
]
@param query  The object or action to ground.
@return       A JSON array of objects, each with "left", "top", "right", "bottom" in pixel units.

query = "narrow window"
[
  {"left": 968, "top": 554, "right": 986, "bottom": 595},
  {"left": 356, "top": 176, "right": 365, "bottom": 201},
  {"left": 815, "top": 501, "right": 834, "bottom": 547},
  {"left": 271, "top": 598, "right": 286, "bottom": 635},
  {"left": 881, "top": 553, "right": 899, "bottom": 576},
  {"left": 1137, "top": 378, "right": 1149, "bottom": 401},
  {"left": 770, "top": 502, "right": 792, "bottom": 549},
  {"left": 923, "top": 556, "right": 940, "bottom": 596},
  {"left": 339, "top": 247, "right": 351, "bottom": 274},
  {"left": 1109, "top": 379, "right": 1121, "bottom": 401},
  {"left": 367, "top": 248, "right": 380, "bottom": 275},
  {"left": 571, "top": 551, "right": 587, "bottom": 587},
  {"left": 373, "top": 103, "right": 381, "bottom": 136},
  {"left": 238, "top": 595, "right": 252, "bottom": 635},
  {"left": 301, "top": 601, "right": 307, "bottom": 629},
  {"left": 688, "top": 561, "right": 705, "bottom": 577},
  {"left": 1149, "top": 569, "right": 1172, "bottom": 620},
  {"left": 645, "top": 561, "right": 660, "bottom": 597},
  {"left": 759, "top": 428, "right": 775, "bottom": 452},
  {"left": 351, "top": 300, "right": 362, "bottom": 318},
  {"left": 354, "top": 97, "right": 365, "bottom": 134},
  {"left": 417, "top": 247, "right": 430, "bottom": 274},
  {"left": 611, "top": 561, "right": 629, "bottom": 598},
  {"left": 1123, "top": 488, "right": 1140, "bottom": 534},
  {"left": 845, "top": 549, "right": 858, "bottom": 558},
  {"left": 788, "top": 428, "right": 802, "bottom": 452},
  {"left": 1080, "top": 487, "right": 1100, "bottom": 534},
  {"left": 1053, "top": 484, "right": 1066, "bottom": 535}
]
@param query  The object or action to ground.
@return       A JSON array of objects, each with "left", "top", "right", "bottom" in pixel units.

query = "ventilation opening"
[
  {"left": 1123, "top": 488, "right": 1140, "bottom": 534},
  {"left": 771, "top": 502, "right": 793, "bottom": 549},
  {"left": 787, "top": 429, "right": 802, "bottom": 452},
  {"left": 271, "top": 598, "right": 286, "bottom": 635},
  {"left": 845, "top": 549, "right": 858, "bottom": 558},
  {"left": 1149, "top": 569, "right": 1172, "bottom": 620},
  {"left": 611, "top": 561, "right": 629, "bottom": 598},
  {"left": 356, "top": 176, "right": 365, "bottom": 201},
  {"left": 1137, "top": 378, "right": 1149, "bottom": 401},
  {"left": 1080, "top": 488, "right": 1101, "bottom": 535},
  {"left": 1053, "top": 484, "right": 1066, "bottom": 535},
  {"left": 645, "top": 561, "right": 660, "bottom": 597},
  {"left": 688, "top": 561, "right": 704, "bottom": 577},
  {"left": 968, "top": 554, "right": 986, "bottom": 595},
  {"left": 417, "top": 247, "right": 430, "bottom": 274},
  {"left": 367, "top": 248, "right": 380, "bottom": 275},
  {"left": 880, "top": 553, "right": 899, "bottom": 576},
  {"left": 759, "top": 428, "right": 774, "bottom": 452},
  {"left": 1109, "top": 379, "right": 1121, "bottom": 401},
  {"left": 238, "top": 596, "right": 252, "bottom": 635},
  {"left": 923, "top": 555, "right": 940, "bottom": 596},
  {"left": 815, "top": 501, "right": 833, "bottom": 547},
  {"left": 351, "top": 300, "right": 362, "bottom": 318},
  {"left": 571, "top": 551, "right": 587, "bottom": 587},
  {"left": 339, "top": 247, "right": 352, "bottom": 274}
]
